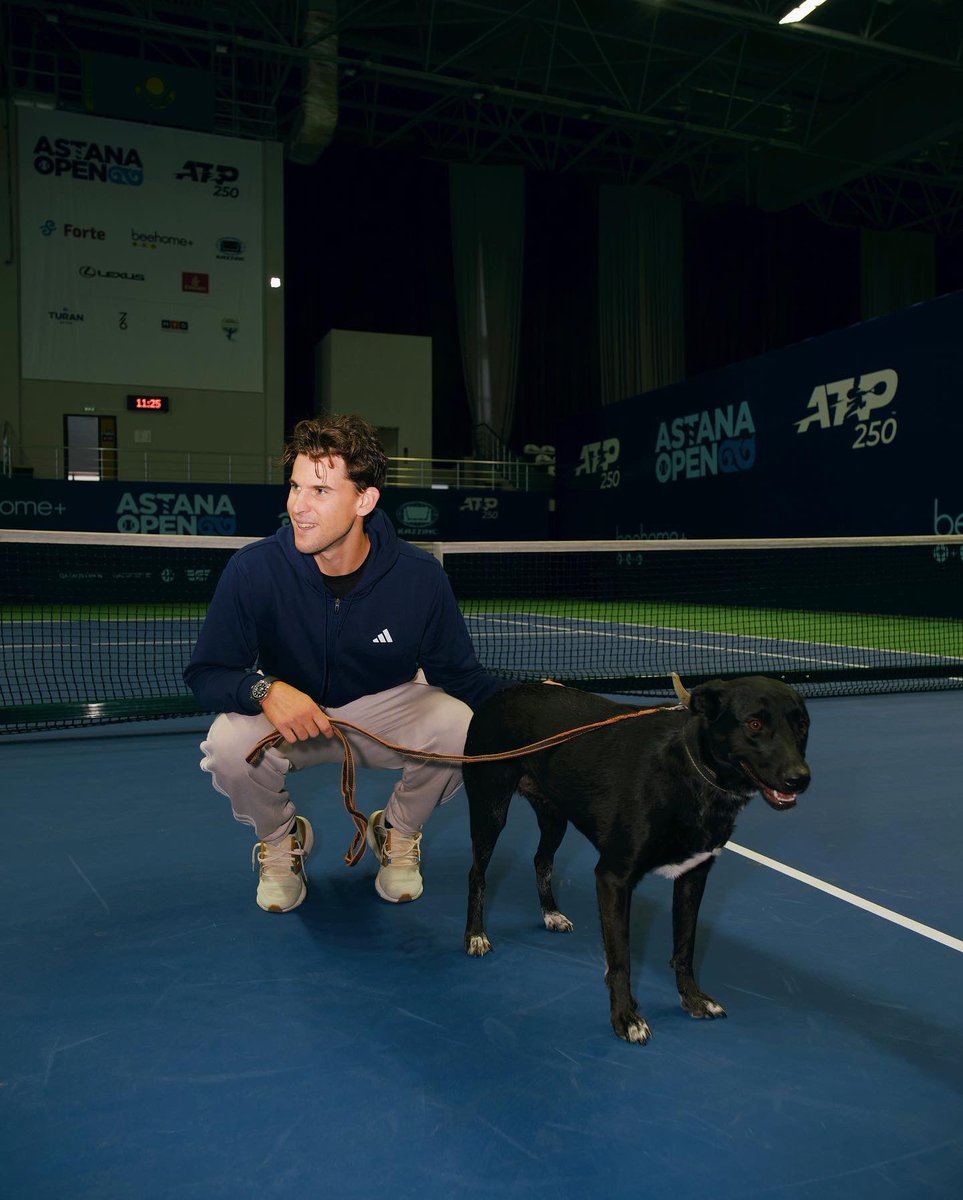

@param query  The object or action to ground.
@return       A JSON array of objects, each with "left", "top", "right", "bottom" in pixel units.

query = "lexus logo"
[{"left": 78, "top": 266, "right": 146, "bottom": 282}]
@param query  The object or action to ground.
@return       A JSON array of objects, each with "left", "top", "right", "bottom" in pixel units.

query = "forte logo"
[{"left": 41, "top": 221, "right": 107, "bottom": 240}]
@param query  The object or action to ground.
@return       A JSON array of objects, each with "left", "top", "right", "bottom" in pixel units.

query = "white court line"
[
  {"left": 474, "top": 618, "right": 863, "bottom": 668},
  {"left": 727, "top": 841, "right": 963, "bottom": 953}
]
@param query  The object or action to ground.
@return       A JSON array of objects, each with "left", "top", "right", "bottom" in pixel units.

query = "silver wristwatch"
[{"left": 250, "top": 675, "right": 278, "bottom": 706}]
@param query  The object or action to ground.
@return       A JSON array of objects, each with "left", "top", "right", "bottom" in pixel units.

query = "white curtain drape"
[
  {"left": 449, "top": 164, "right": 525, "bottom": 449},
  {"left": 598, "top": 184, "right": 684, "bottom": 404}
]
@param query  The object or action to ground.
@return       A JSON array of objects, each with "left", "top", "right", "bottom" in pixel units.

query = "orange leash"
[{"left": 245, "top": 706, "right": 665, "bottom": 867}]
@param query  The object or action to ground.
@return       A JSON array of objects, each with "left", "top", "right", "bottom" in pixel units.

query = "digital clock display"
[{"left": 127, "top": 394, "right": 170, "bottom": 412}]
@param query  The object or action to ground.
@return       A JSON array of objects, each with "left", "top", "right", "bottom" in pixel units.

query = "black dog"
[{"left": 463, "top": 676, "right": 811, "bottom": 1044}]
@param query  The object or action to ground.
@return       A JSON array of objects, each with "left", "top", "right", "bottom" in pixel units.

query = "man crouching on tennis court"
[{"left": 184, "top": 414, "right": 509, "bottom": 911}]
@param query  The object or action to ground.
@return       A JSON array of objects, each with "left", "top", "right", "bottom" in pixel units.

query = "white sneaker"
[
  {"left": 366, "top": 809, "right": 423, "bottom": 903},
  {"left": 253, "top": 816, "right": 314, "bottom": 912}
]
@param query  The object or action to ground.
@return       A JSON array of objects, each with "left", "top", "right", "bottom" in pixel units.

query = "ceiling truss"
[{"left": 3, "top": 0, "right": 962, "bottom": 235}]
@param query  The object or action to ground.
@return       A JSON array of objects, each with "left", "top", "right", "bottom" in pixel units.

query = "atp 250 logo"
[
  {"left": 460, "top": 496, "right": 499, "bottom": 519},
  {"left": 794, "top": 368, "right": 898, "bottom": 450},
  {"left": 174, "top": 160, "right": 240, "bottom": 198},
  {"left": 575, "top": 438, "right": 621, "bottom": 489}
]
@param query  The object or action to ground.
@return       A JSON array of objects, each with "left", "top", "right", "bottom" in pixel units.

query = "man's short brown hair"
[{"left": 282, "top": 415, "right": 389, "bottom": 492}]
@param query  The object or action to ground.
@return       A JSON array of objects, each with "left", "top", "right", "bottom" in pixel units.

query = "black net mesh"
[{"left": 2, "top": 533, "right": 961, "bottom": 734}]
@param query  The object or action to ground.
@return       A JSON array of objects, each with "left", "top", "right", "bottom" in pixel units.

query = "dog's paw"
[
  {"left": 680, "top": 990, "right": 727, "bottom": 1020},
  {"left": 465, "top": 933, "right": 492, "bottom": 957},
  {"left": 543, "top": 910, "right": 574, "bottom": 933},
  {"left": 613, "top": 1013, "right": 652, "bottom": 1045}
]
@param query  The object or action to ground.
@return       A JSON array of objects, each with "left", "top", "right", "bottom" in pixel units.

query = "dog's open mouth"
[{"left": 738, "top": 762, "right": 798, "bottom": 810}]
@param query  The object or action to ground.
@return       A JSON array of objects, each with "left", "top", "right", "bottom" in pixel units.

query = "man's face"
[{"left": 286, "top": 453, "right": 375, "bottom": 558}]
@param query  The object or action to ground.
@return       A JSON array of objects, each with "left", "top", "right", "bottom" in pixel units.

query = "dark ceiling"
[{"left": 4, "top": 0, "right": 963, "bottom": 236}]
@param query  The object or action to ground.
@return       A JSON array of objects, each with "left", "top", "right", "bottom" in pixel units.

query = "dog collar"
[{"left": 682, "top": 722, "right": 746, "bottom": 797}]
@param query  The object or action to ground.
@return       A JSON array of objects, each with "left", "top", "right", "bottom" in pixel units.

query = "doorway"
[
  {"left": 63, "top": 415, "right": 117, "bottom": 481},
  {"left": 376, "top": 426, "right": 400, "bottom": 457}
]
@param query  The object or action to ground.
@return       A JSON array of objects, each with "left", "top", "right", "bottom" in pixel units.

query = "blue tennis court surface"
[{"left": 2, "top": 688, "right": 961, "bottom": 1198}]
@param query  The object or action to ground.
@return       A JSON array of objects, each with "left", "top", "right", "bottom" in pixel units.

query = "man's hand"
[{"left": 260, "top": 681, "right": 334, "bottom": 743}]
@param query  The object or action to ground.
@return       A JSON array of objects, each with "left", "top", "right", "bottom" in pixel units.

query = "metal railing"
[
  {"left": 1, "top": 423, "right": 13, "bottom": 480},
  {"left": 5, "top": 445, "right": 555, "bottom": 491}
]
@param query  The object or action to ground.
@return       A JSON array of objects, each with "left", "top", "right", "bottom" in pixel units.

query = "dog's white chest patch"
[{"left": 653, "top": 848, "right": 722, "bottom": 880}]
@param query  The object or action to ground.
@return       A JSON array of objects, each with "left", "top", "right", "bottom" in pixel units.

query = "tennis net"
[{"left": 2, "top": 529, "right": 961, "bottom": 734}]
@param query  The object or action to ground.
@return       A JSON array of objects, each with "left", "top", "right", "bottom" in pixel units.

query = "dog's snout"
[{"left": 784, "top": 768, "right": 811, "bottom": 794}]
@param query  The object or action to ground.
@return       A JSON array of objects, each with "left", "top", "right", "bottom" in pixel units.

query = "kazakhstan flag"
[{"left": 82, "top": 52, "right": 215, "bottom": 132}]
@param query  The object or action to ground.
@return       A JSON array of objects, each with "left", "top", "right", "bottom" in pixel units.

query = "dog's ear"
[
  {"left": 671, "top": 672, "right": 691, "bottom": 706},
  {"left": 688, "top": 681, "right": 725, "bottom": 722}
]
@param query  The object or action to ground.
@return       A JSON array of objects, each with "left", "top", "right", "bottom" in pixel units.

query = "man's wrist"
[{"left": 250, "top": 675, "right": 279, "bottom": 707}]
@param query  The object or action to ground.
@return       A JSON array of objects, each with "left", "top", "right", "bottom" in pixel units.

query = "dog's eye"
[{"left": 745, "top": 718, "right": 764, "bottom": 733}]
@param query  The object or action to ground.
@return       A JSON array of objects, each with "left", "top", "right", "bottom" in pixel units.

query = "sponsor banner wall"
[
  {"left": 0, "top": 481, "right": 550, "bottom": 541},
  {"left": 556, "top": 290, "right": 963, "bottom": 541},
  {"left": 18, "top": 107, "right": 263, "bottom": 391}
]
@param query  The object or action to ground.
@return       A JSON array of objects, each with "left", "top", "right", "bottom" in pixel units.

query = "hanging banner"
[{"left": 18, "top": 107, "right": 263, "bottom": 392}]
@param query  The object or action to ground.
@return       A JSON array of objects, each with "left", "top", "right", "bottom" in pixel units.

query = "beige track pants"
[{"left": 199, "top": 672, "right": 473, "bottom": 842}]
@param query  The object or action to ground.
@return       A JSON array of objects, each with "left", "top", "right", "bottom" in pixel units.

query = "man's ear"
[{"left": 358, "top": 486, "right": 380, "bottom": 514}]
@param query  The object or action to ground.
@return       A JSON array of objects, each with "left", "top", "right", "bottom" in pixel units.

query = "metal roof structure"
[{"left": 4, "top": 0, "right": 963, "bottom": 235}]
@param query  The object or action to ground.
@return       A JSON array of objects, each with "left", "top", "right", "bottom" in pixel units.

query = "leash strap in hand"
[
  {"left": 245, "top": 706, "right": 662, "bottom": 866},
  {"left": 331, "top": 723, "right": 367, "bottom": 866}
]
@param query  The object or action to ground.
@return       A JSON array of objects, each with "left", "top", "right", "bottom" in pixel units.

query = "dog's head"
[{"left": 687, "top": 676, "right": 811, "bottom": 810}]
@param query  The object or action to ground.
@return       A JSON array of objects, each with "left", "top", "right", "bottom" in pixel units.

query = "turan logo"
[
  {"left": 655, "top": 402, "right": 756, "bottom": 484},
  {"left": 32, "top": 136, "right": 144, "bottom": 185},
  {"left": 794, "top": 369, "right": 898, "bottom": 451},
  {"left": 395, "top": 501, "right": 439, "bottom": 533},
  {"left": 116, "top": 492, "right": 237, "bottom": 535}
]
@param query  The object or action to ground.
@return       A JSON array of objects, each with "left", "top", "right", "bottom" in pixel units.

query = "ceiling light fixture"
[{"left": 779, "top": 0, "right": 831, "bottom": 24}]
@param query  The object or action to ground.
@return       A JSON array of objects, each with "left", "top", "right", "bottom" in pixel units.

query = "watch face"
[{"left": 251, "top": 679, "right": 270, "bottom": 701}]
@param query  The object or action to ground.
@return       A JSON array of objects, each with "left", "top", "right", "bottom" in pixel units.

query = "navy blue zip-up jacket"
[{"left": 183, "top": 509, "right": 506, "bottom": 716}]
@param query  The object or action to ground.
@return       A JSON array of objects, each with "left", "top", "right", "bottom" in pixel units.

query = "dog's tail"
[{"left": 671, "top": 672, "right": 691, "bottom": 707}]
